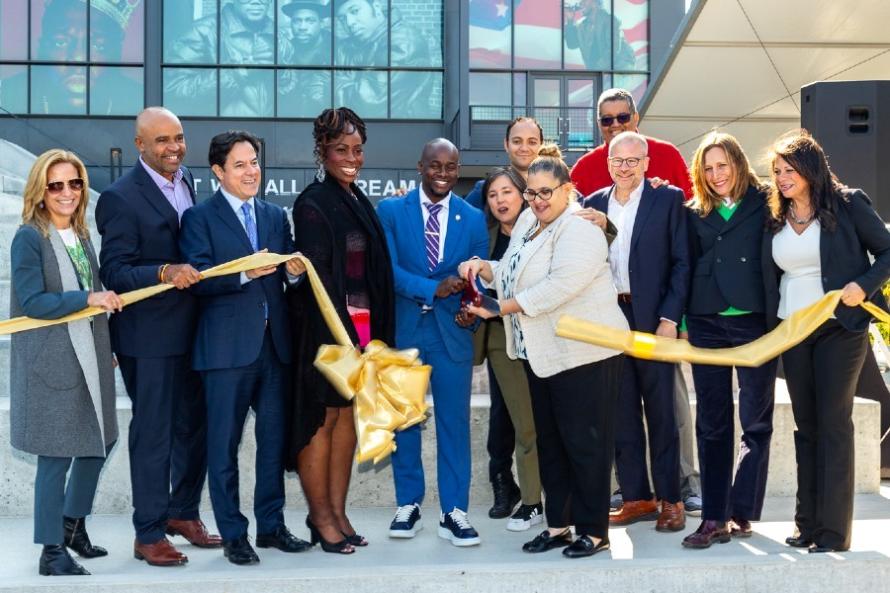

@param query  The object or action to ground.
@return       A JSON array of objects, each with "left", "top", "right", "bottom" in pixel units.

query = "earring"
[
  {"left": 39, "top": 202, "right": 45, "bottom": 209},
  {"left": 315, "top": 161, "right": 326, "bottom": 183}
]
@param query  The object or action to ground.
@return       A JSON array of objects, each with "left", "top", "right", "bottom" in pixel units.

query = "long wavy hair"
[
  {"left": 689, "top": 131, "right": 762, "bottom": 218},
  {"left": 22, "top": 149, "right": 91, "bottom": 238},
  {"left": 766, "top": 130, "right": 846, "bottom": 234}
]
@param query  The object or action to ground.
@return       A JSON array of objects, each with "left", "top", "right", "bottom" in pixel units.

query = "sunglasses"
[
  {"left": 599, "top": 113, "right": 633, "bottom": 127},
  {"left": 46, "top": 178, "right": 85, "bottom": 194}
]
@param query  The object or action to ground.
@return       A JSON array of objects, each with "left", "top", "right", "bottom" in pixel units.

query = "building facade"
[{"left": 0, "top": 0, "right": 684, "bottom": 206}]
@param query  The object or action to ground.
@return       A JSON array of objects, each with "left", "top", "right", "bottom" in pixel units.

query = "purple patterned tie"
[{"left": 424, "top": 202, "right": 443, "bottom": 271}]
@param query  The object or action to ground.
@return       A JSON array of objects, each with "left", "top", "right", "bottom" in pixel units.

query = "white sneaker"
[
  {"left": 389, "top": 503, "right": 422, "bottom": 538},
  {"left": 438, "top": 508, "right": 481, "bottom": 546},
  {"left": 506, "top": 503, "right": 544, "bottom": 532}
]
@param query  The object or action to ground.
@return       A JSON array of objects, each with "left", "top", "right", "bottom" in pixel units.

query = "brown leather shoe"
[
  {"left": 681, "top": 520, "right": 731, "bottom": 549},
  {"left": 166, "top": 519, "right": 223, "bottom": 548},
  {"left": 134, "top": 537, "right": 188, "bottom": 566},
  {"left": 609, "top": 498, "right": 658, "bottom": 526},
  {"left": 656, "top": 501, "right": 686, "bottom": 532},
  {"left": 729, "top": 517, "right": 752, "bottom": 538}
]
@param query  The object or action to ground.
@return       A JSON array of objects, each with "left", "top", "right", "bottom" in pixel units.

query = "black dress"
[{"left": 285, "top": 174, "right": 395, "bottom": 468}]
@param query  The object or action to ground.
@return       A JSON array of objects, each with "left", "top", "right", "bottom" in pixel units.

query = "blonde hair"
[
  {"left": 22, "top": 149, "right": 91, "bottom": 238},
  {"left": 689, "top": 131, "right": 760, "bottom": 218},
  {"left": 537, "top": 142, "right": 563, "bottom": 159}
]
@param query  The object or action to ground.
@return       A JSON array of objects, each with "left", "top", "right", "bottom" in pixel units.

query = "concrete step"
[
  {"left": 0, "top": 379, "right": 881, "bottom": 517},
  {"left": 0, "top": 495, "right": 889, "bottom": 592}
]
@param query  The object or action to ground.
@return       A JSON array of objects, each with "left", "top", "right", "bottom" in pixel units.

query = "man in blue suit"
[
  {"left": 583, "top": 131, "right": 690, "bottom": 532},
  {"left": 377, "top": 139, "right": 488, "bottom": 546},
  {"left": 96, "top": 107, "right": 220, "bottom": 567},
  {"left": 179, "top": 130, "right": 310, "bottom": 565}
]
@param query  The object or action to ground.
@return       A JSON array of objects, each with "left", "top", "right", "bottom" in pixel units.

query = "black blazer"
[
  {"left": 762, "top": 188, "right": 890, "bottom": 332},
  {"left": 583, "top": 180, "right": 690, "bottom": 331},
  {"left": 686, "top": 185, "right": 768, "bottom": 315},
  {"left": 96, "top": 162, "right": 198, "bottom": 358}
]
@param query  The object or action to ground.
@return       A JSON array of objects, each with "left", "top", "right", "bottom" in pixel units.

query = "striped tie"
[{"left": 424, "top": 202, "right": 443, "bottom": 271}]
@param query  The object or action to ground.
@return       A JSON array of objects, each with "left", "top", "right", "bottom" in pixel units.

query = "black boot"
[
  {"left": 63, "top": 516, "right": 108, "bottom": 558},
  {"left": 488, "top": 471, "right": 521, "bottom": 519},
  {"left": 39, "top": 545, "right": 90, "bottom": 576}
]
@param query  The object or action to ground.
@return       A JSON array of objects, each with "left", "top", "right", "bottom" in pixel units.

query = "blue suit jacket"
[
  {"left": 96, "top": 163, "right": 198, "bottom": 358},
  {"left": 376, "top": 189, "right": 488, "bottom": 362},
  {"left": 179, "top": 191, "right": 294, "bottom": 371},
  {"left": 584, "top": 180, "right": 690, "bottom": 332}
]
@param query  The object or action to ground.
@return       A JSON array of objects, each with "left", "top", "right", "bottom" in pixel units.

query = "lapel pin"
[{"left": 455, "top": 214, "right": 461, "bottom": 221}]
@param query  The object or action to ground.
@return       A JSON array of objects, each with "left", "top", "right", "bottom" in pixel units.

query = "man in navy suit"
[
  {"left": 96, "top": 107, "right": 220, "bottom": 566},
  {"left": 583, "top": 131, "right": 690, "bottom": 532},
  {"left": 376, "top": 139, "right": 488, "bottom": 546},
  {"left": 179, "top": 130, "right": 310, "bottom": 565}
]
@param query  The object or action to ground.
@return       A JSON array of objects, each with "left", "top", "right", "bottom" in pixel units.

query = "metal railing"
[{"left": 469, "top": 105, "right": 600, "bottom": 152}]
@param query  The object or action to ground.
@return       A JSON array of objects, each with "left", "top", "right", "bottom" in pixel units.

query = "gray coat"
[{"left": 9, "top": 224, "right": 118, "bottom": 457}]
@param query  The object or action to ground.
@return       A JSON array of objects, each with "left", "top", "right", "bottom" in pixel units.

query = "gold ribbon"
[
  {"left": 556, "top": 290, "right": 890, "bottom": 366},
  {"left": 2, "top": 251, "right": 429, "bottom": 465}
]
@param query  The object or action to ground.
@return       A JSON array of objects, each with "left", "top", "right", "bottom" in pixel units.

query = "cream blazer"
[{"left": 488, "top": 203, "right": 628, "bottom": 378}]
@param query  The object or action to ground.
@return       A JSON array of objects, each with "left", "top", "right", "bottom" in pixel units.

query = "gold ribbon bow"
[
  {"left": 556, "top": 290, "right": 890, "bottom": 366},
  {"left": 2, "top": 252, "right": 431, "bottom": 464}
]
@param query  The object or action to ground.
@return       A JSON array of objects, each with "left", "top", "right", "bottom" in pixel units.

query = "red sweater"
[{"left": 570, "top": 135, "right": 693, "bottom": 199}]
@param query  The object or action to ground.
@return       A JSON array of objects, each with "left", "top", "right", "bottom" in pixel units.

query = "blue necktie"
[{"left": 241, "top": 202, "right": 259, "bottom": 251}]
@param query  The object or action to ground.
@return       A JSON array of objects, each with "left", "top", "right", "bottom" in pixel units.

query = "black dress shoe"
[
  {"left": 522, "top": 529, "right": 573, "bottom": 553},
  {"left": 785, "top": 535, "right": 813, "bottom": 548},
  {"left": 808, "top": 545, "right": 838, "bottom": 554},
  {"left": 63, "top": 516, "right": 108, "bottom": 558},
  {"left": 489, "top": 471, "right": 521, "bottom": 519},
  {"left": 223, "top": 535, "right": 260, "bottom": 565},
  {"left": 256, "top": 525, "right": 312, "bottom": 553},
  {"left": 39, "top": 544, "right": 90, "bottom": 576},
  {"left": 562, "top": 536, "right": 610, "bottom": 559}
]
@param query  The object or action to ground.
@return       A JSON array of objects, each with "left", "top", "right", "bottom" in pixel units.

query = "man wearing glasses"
[{"left": 582, "top": 131, "right": 690, "bottom": 532}]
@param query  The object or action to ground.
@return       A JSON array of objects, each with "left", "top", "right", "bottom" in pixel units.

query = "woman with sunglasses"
[
  {"left": 459, "top": 156, "right": 627, "bottom": 558},
  {"left": 10, "top": 150, "right": 122, "bottom": 576},
  {"left": 763, "top": 131, "right": 890, "bottom": 552}
]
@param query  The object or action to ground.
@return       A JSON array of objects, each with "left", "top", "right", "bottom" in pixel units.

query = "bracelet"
[{"left": 158, "top": 263, "right": 170, "bottom": 283}]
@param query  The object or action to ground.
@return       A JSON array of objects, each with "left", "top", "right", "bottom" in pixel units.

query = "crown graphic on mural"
[{"left": 83, "top": 0, "right": 140, "bottom": 31}]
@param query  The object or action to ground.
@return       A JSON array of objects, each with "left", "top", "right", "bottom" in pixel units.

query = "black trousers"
[
  {"left": 524, "top": 355, "right": 623, "bottom": 539},
  {"left": 783, "top": 320, "right": 868, "bottom": 551},
  {"left": 486, "top": 362, "right": 516, "bottom": 482},
  {"left": 615, "top": 301, "right": 681, "bottom": 503},
  {"left": 118, "top": 354, "right": 207, "bottom": 544}
]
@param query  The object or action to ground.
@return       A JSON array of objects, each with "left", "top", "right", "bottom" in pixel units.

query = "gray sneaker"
[
  {"left": 609, "top": 489, "right": 623, "bottom": 512},
  {"left": 684, "top": 494, "right": 703, "bottom": 516}
]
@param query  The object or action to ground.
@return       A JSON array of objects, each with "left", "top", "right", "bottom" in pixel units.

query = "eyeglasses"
[
  {"left": 45, "top": 178, "right": 85, "bottom": 194},
  {"left": 522, "top": 183, "right": 566, "bottom": 202},
  {"left": 608, "top": 156, "right": 646, "bottom": 168},
  {"left": 599, "top": 113, "right": 633, "bottom": 127}
]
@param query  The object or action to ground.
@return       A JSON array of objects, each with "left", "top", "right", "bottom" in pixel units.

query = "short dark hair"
[
  {"left": 313, "top": 107, "right": 368, "bottom": 165},
  {"left": 505, "top": 116, "right": 544, "bottom": 142},
  {"left": 208, "top": 130, "right": 261, "bottom": 169},
  {"left": 480, "top": 166, "right": 527, "bottom": 225}
]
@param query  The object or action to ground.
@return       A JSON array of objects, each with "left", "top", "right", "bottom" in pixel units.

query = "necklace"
[{"left": 788, "top": 201, "right": 814, "bottom": 225}]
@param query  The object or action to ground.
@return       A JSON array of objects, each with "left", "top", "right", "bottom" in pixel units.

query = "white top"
[
  {"left": 772, "top": 220, "right": 825, "bottom": 319},
  {"left": 57, "top": 226, "right": 78, "bottom": 248},
  {"left": 419, "top": 186, "right": 451, "bottom": 264},
  {"left": 607, "top": 182, "right": 644, "bottom": 294}
]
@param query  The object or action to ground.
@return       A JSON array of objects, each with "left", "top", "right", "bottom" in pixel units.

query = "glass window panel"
[
  {"left": 391, "top": 71, "right": 441, "bottom": 120},
  {"left": 32, "top": 0, "right": 87, "bottom": 62},
  {"left": 390, "top": 0, "right": 441, "bottom": 67},
  {"left": 564, "top": 0, "right": 610, "bottom": 70},
  {"left": 91, "top": 0, "right": 144, "bottom": 63},
  {"left": 567, "top": 78, "right": 595, "bottom": 108},
  {"left": 220, "top": 67, "right": 274, "bottom": 117},
  {"left": 469, "top": 0, "right": 511, "bottom": 68},
  {"left": 0, "top": 0, "right": 28, "bottom": 60},
  {"left": 164, "top": 67, "right": 217, "bottom": 116},
  {"left": 334, "top": 0, "right": 388, "bottom": 67},
  {"left": 0, "top": 65, "right": 27, "bottom": 114},
  {"left": 532, "top": 78, "right": 560, "bottom": 107},
  {"left": 612, "top": 73, "right": 647, "bottom": 104},
  {"left": 334, "top": 69, "right": 386, "bottom": 118},
  {"left": 567, "top": 78, "right": 597, "bottom": 149},
  {"left": 278, "top": 0, "right": 331, "bottom": 65},
  {"left": 164, "top": 0, "right": 218, "bottom": 64},
  {"left": 31, "top": 64, "right": 86, "bottom": 114},
  {"left": 613, "top": 0, "right": 648, "bottom": 71},
  {"left": 90, "top": 66, "right": 143, "bottom": 115},
  {"left": 513, "top": 73, "right": 526, "bottom": 108},
  {"left": 277, "top": 68, "right": 331, "bottom": 117},
  {"left": 219, "top": 0, "right": 275, "bottom": 65},
  {"left": 469, "top": 72, "right": 510, "bottom": 106},
  {"left": 514, "top": 0, "right": 560, "bottom": 69}
]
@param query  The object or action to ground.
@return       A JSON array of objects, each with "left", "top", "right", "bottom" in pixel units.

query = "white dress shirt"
[
  {"left": 220, "top": 188, "right": 257, "bottom": 286},
  {"left": 607, "top": 181, "right": 644, "bottom": 294},
  {"left": 419, "top": 186, "right": 451, "bottom": 265}
]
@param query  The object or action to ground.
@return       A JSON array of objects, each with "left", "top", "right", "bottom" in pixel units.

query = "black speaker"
[{"left": 800, "top": 80, "right": 890, "bottom": 220}]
